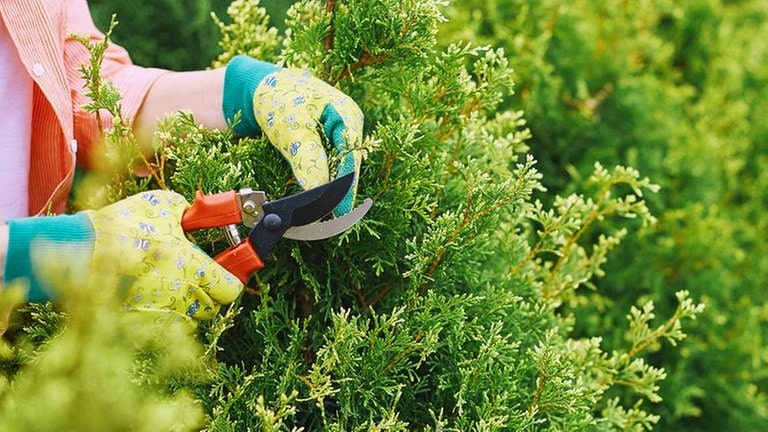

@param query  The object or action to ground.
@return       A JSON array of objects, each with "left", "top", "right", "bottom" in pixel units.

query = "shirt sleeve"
[{"left": 63, "top": 0, "right": 170, "bottom": 168}]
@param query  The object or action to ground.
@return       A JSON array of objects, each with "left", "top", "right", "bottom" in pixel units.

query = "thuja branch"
[
  {"left": 627, "top": 304, "right": 682, "bottom": 360},
  {"left": 430, "top": 86, "right": 488, "bottom": 212},
  {"left": 598, "top": 291, "right": 704, "bottom": 391},
  {"left": 508, "top": 199, "right": 580, "bottom": 277},
  {"left": 541, "top": 190, "right": 608, "bottom": 300},
  {"left": 323, "top": 1, "right": 432, "bottom": 84},
  {"left": 418, "top": 179, "right": 517, "bottom": 297},
  {"left": 71, "top": 14, "right": 167, "bottom": 191},
  {"left": 71, "top": 14, "right": 121, "bottom": 132}
]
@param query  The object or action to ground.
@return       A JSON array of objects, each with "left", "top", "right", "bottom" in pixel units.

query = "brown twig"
[
  {"left": 323, "top": 0, "right": 336, "bottom": 53},
  {"left": 243, "top": 286, "right": 262, "bottom": 297},
  {"left": 133, "top": 141, "right": 167, "bottom": 190},
  {"left": 562, "top": 83, "right": 614, "bottom": 114},
  {"left": 351, "top": 280, "right": 369, "bottom": 309},
  {"left": 368, "top": 280, "right": 393, "bottom": 308},
  {"left": 332, "top": 51, "right": 389, "bottom": 84},
  {"left": 527, "top": 371, "right": 549, "bottom": 415},
  {"left": 428, "top": 97, "right": 483, "bottom": 219},
  {"left": 379, "top": 331, "right": 425, "bottom": 375},
  {"left": 342, "top": 256, "right": 370, "bottom": 310},
  {"left": 373, "top": 154, "right": 397, "bottom": 201},
  {"left": 339, "top": 247, "right": 390, "bottom": 313}
]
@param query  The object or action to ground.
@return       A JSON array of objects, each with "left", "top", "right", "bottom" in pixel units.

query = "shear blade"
[
  {"left": 249, "top": 174, "right": 355, "bottom": 259},
  {"left": 283, "top": 198, "right": 373, "bottom": 241},
  {"left": 263, "top": 173, "right": 355, "bottom": 227}
]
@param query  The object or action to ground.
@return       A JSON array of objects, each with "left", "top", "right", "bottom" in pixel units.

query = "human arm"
[
  {"left": 132, "top": 56, "right": 364, "bottom": 215},
  {"left": 65, "top": 0, "right": 363, "bottom": 213},
  {"left": 133, "top": 68, "right": 227, "bottom": 151}
]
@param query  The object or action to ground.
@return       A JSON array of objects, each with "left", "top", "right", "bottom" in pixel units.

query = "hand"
[
  {"left": 3, "top": 191, "right": 243, "bottom": 320},
  {"left": 222, "top": 56, "right": 364, "bottom": 216}
]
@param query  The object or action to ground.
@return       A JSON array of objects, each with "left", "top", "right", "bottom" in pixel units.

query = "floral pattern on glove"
[
  {"left": 85, "top": 191, "right": 243, "bottom": 320},
  {"left": 252, "top": 69, "right": 364, "bottom": 213}
]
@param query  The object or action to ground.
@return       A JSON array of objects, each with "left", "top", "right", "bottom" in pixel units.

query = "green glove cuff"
[
  {"left": 222, "top": 55, "right": 282, "bottom": 136},
  {"left": 321, "top": 105, "right": 358, "bottom": 216},
  {"left": 3, "top": 214, "right": 94, "bottom": 302}
]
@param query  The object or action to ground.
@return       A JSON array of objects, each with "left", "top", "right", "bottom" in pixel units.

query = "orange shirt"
[{"left": 0, "top": 0, "right": 168, "bottom": 215}]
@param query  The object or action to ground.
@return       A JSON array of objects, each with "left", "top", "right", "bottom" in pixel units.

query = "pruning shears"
[{"left": 180, "top": 173, "right": 372, "bottom": 283}]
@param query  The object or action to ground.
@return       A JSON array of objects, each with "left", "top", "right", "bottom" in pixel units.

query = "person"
[{"left": 0, "top": 0, "right": 363, "bottom": 321}]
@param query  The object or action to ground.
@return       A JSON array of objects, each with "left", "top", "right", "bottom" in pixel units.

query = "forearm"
[{"left": 134, "top": 68, "right": 227, "bottom": 150}]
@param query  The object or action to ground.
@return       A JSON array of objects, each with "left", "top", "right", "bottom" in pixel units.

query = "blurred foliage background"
[
  {"left": 29, "top": 0, "right": 766, "bottom": 430},
  {"left": 439, "top": 1, "right": 768, "bottom": 430},
  {"left": 89, "top": 0, "right": 290, "bottom": 70}
]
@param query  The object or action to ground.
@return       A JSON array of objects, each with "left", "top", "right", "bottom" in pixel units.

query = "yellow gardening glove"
[
  {"left": 223, "top": 56, "right": 364, "bottom": 216},
  {"left": 3, "top": 191, "right": 243, "bottom": 320}
]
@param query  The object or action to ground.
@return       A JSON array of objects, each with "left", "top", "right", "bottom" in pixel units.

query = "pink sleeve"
[{"left": 63, "top": 0, "right": 169, "bottom": 167}]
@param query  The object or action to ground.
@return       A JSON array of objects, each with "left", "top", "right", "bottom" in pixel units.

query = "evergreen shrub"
[
  {"left": 88, "top": 0, "right": 230, "bottom": 70},
  {"left": 0, "top": 1, "right": 717, "bottom": 430},
  {"left": 441, "top": 0, "right": 768, "bottom": 429}
]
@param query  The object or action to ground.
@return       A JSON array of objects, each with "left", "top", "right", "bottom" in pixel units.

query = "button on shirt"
[{"left": 0, "top": 0, "right": 168, "bottom": 216}]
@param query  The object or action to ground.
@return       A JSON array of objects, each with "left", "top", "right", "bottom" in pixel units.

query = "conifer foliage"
[
  {"left": 0, "top": 1, "right": 706, "bottom": 430},
  {"left": 441, "top": 1, "right": 768, "bottom": 429}
]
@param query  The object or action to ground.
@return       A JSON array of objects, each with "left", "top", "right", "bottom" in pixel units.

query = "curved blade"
[
  {"left": 263, "top": 173, "right": 355, "bottom": 227},
  {"left": 249, "top": 174, "right": 355, "bottom": 259},
  {"left": 284, "top": 198, "right": 372, "bottom": 241}
]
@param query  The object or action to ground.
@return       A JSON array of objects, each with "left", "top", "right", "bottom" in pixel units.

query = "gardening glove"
[
  {"left": 222, "top": 55, "right": 363, "bottom": 216},
  {"left": 2, "top": 191, "right": 243, "bottom": 320}
]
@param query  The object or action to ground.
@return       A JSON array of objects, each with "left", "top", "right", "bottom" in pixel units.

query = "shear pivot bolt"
[{"left": 263, "top": 214, "right": 283, "bottom": 232}]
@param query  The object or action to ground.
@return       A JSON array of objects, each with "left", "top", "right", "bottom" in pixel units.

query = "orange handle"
[
  {"left": 214, "top": 239, "right": 265, "bottom": 283},
  {"left": 182, "top": 190, "right": 242, "bottom": 231}
]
